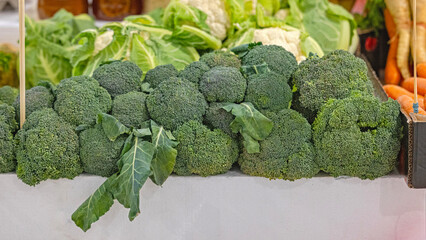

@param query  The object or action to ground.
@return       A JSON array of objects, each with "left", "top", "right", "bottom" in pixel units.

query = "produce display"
[
  {"left": 0, "top": 0, "right": 414, "bottom": 234},
  {"left": 0, "top": 41, "right": 404, "bottom": 230}
]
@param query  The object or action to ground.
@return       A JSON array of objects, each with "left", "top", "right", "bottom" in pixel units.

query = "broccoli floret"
[
  {"left": 13, "top": 85, "right": 54, "bottom": 121},
  {"left": 0, "top": 121, "right": 15, "bottom": 173},
  {"left": 200, "top": 50, "right": 241, "bottom": 68},
  {"left": 111, "top": 91, "right": 150, "bottom": 129},
  {"left": 204, "top": 102, "right": 237, "bottom": 138},
  {"left": 0, "top": 86, "right": 18, "bottom": 105},
  {"left": 312, "top": 92, "right": 402, "bottom": 179},
  {"left": 199, "top": 67, "right": 247, "bottom": 103},
  {"left": 239, "top": 109, "right": 319, "bottom": 180},
  {"left": 92, "top": 61, "right": 143, "bottom": 98},
  {"left": 241, "top": 45, "right": 297, "bottom": 81},
  {"left": 15, "top": 108, "right": 82, "bottom": 186},
  {"left": 146, "top": 78, "right": 207, "bottom": 130},
  {"left": 178, "top": 61, "right": 210, "bottom": 85},
  {"left": 144, "top": 64, "right": 178, "bottom": 88},
  {"left": 0, "top": 103, "right": 17, "bottom": 132},
  {"left": 293, "top": 50, "right": 374, "bottom": 117},
  {"left": 79, "top": 124, "right": 126, "bottom": 177},
  {"left": 0, "top": 103, "right": 18, "bottom": 173},
  {"left": 173, "top": 121, "right": 239, "bottom": 176},
  {"left": 245, "top": 72, "right": 292, "bottom": 112},
  {"left": 54, "top": 76, "right": 112, "bottom": 126}
]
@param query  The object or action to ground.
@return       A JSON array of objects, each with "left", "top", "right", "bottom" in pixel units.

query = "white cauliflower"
[
  {"left": 180, "top": 0, "right": 230, "bottom": 40},
  {"left": 253, "top": 28, "right": 306, "bottom": 62}
]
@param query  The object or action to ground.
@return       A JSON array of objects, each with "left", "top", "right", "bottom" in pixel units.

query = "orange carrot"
[
  {"left": 401, "top": 77, "right": 426, "bottom": 95},
  {"left": 383, "top": 84, "right": 425, "bottom": 109},
  {"left": 417, "top": 63, "right": 426, "bottom": 78},
  {"left": 384, "top": 9, "right": 397, "bottom": 38},
  {"left": 396, "top": 95, "right": 426, "bottom": 115},
  {"left": 384, "top": 8, "right": 402, "bottom": 85},
  {"left": 385, "top": 37, "right": 402, "bottom": 84}
]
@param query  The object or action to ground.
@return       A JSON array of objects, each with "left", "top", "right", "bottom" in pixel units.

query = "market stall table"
[{"left": 0, "top": 171, "right": 425, "bottom": 240}]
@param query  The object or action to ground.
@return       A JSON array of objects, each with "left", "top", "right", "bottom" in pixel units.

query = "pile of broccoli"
[{"left": 0, "top": 44, "right": 404, "bottom": 184}]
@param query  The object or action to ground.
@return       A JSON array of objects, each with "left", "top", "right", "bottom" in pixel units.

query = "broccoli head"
[
  {"left": 111, "top": 92, "right": 150, "bottom": 129},
  {"left": 204, "top": 102, "right": 237, "bottom": 138},
  {"left": 312, "top": 92, "right": 402, "bottom": 179},
  {"left": 92, "top": 61, "right": 143, "bottom": 98},
  {"left": 15, "top": 108, "right": 82, "bottom": 186},
  {"left": 178, "top": 61, "right": 210, "bottom": 85},
  {"left": 199, "top": 67, "right": 247, "bottom": 103},
  {"left": 13, "top": 85, "right": 54, "bottom": 121},
  {"left": 79, "top": 124, "right": 126, "bottom": 177},
  {"left": 0, "top": 104, "right": 18, "bottom": 173},
  {"left": 245, "top": 72, "right": 292, "bottom": 112},
  {"left": 54, "top": 76, "right": 112, "bottom": 126},
  {"left": 0, "top": 86, "right": 18, "bottom": 105},
  {"left": 241, "top": 45, "right": 297, "bottom": 81},
  {"left": 146, "top": 78, "right": 207, "bottom": 130},
  {"left": 200, "top": 50, "right": 241, "bottom": 68},
  {"left": 0, "top": 103, "right": 17, "bottom": 132},
  {"left": 173, "top": 121, "right": 239, "bottom": 176},
  {"left": 293, "top": 50, "right": 374, "bottom": 117},
  {"left": 239, "top": 109, "right": 319, "bottom": 180},
  {"left": 144, "top": 64, "right": 178, "bottom": 88}
]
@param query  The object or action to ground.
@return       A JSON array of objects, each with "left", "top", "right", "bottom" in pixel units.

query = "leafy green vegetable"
[
  {"left": 72, "top": 120, "right": 178, "bottom": 231},
  {"left": 71, "top": 20, "right": 199, "bottom": 77},
  {"left": 162, "top": 0, "right": 222, "bottom": 49},
  {"left": 222, "top": 102, "right": 273, "bottom": 153},
  {"left": 285, "top": 0, "right": 357, "bottom": 54},
  {"left": 25, "top": 10, "right": 95, "bottom": 86},
  {"left": 97, "top": 113, "right": 130, "bottom": 141},
  {"left": 354, "top": 0, "right": 385, "bottom": 35},
  {"left": 149, "top": 121, "right": 178, "bottom": 186}
]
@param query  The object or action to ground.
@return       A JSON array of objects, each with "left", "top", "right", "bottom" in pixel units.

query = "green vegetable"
[
  {"left": 15, "top": 108, "right": 82, "bottom": 186},
  {"left": 239, "top": 109, "right": 319, "bottom": 180},
  {"left": 354, "top": 0, "right": 385, "bottom": 35},
  {"left": 204, "top": 102, "right": 238, "bottom": 138},
  {"left": 162, "top": 0, "right": 222, "bottom": 49},
  {"left": 0, "top": 104, "right": 18, "bottom": 173},
  {"left": 178, "top": 61, "right": 210, "bottom": 85},
  {"left": 222, "top": 102, "right": 273, "bottom": 153},
  {"left": 72, "top": 119, "right": 177, "bottom": 231},
  {"left": 312, "top": 92, "right": 402, "bottom": 179},
  {"left": 245, "top": 71, "right": 292, "bottom": 112},
  {"left": 293, "top": 50, "right": 374, "bottom": 118},
  {"left": 146, "top": 77, "right": 207, "bottom": 130},
  {"left": 13, "top": 85, "right": 54, "bottom": 121},
  {"left": 92, "top": 61, "right": 143, "bottom": 98},
  {"left": 0, "top": 86, "right": 18, "bottom": 106},
  {"left": 0, "top": 44, "right": 18, "bottom": 87},
  {"left": 200, "top": 50, "right": 241, "bottom": 68},
  {"left": 240, "top": 45, "right": 297, "bottom": 81},
  {"left": 71, "top": 21, "right": 199, "bottom": 77},
  {"left": 111, "top": 92, "right": 150, "bottom": 129},
  {"left": 25, "top": 10, "right": 95, "bottom": 86},
  {"left": 285, "top": 0, "right": 357, "bottom": 54},
  {"left": 54, "top": 76, "right": 112, "bottom": 126},
  {"left": 143, "top": 64, "right": 178, "bottom": 88},
  {"left": 173, "top": 120, "right": 239, "bottom": 176},
  {"left": 79, "top": 124, "right": 127, "bottom": 177},
  {"left": 199, "top": 66, "right": 247, "bottom": 103}
]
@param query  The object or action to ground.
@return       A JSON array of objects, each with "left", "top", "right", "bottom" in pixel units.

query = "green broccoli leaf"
[
  {"left": 109, "top": 138, "right": 155, "bottom": 221},
  {"left": 222, "top": 102, "right": 273, "bottom": 153},
  {"left": 150, "top": 121, "right": 178, "bottom": 186},
  {"left": 71, "top": 176, "right": 115, "bottom": 232},
  {"left": 97, "top": 113, "right": 130, "bottom": 141},
  {"left": 167, "top": 25, "right": 222, "bottom": 50}
]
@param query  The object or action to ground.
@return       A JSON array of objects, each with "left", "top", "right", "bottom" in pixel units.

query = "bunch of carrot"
[{"left": 383, "top": 0, "right": 426, "bottom": 115}]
